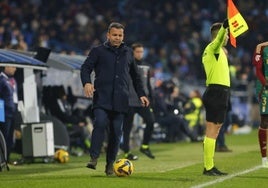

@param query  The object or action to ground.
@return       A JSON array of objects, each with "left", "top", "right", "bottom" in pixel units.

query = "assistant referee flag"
[{"left": 227, "top": 0, "right": 248, "bottom": 47}]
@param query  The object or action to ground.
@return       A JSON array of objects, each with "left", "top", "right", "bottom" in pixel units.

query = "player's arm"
[
  {"left": 129, "top": 55, "right": 149, "bottom": 107},
  {"left": 211, "top": 19, "right": 229, "bottom": 52},
  {"left": 255, "top": 42, "right": 268, "bottom": 53},
  {"left": 210, "top": 26, "right": 227, "bottom": 53},
  {"left": 80, "top": 48, "right": 97, "bottom": 97},
  {"left": 252, "top": 42, "right": 268, "bottom": 86}
]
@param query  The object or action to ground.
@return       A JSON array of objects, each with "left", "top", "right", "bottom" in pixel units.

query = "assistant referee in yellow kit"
[{"left": 202, "top": 19, "right": 230, "bottom": 176}]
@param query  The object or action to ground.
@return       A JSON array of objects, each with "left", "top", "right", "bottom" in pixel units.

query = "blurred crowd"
[
  {"left": 0, "top": 0, "right": 265, "bottom": 130},
  {"left": 1, "top": 0, "right": 268, "bottom": 84}
]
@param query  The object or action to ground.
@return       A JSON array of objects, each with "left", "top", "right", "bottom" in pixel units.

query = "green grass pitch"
[{"left": 1, "top": 128, "right": 266, "bottom": 188}]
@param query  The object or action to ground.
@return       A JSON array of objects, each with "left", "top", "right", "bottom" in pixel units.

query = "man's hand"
[
  {"left": 253, "top": 53, "right": 262, "bottom": 66},
  {"left": 84, "top": 83, "right": 95, "bottom": 98},
  {"left": 140, "top": 96, "right": 150, "bottom": 107},
  {"left": 255, "top": 54, "right": 261, "bottom": 62}
]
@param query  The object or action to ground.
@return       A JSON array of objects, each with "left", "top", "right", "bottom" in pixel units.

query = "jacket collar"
[
  {"left": 104, "top": 41, "right": 127, "bottom": 51},
  {"left": 0, "top": 72, "right": 8, "bottom": 79}
]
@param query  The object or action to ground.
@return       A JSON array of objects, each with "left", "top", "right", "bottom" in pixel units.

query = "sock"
[
  {"left": 203, "top": 136, "right": 216, "bottom": 170},
  {"left": 124, "top": 152, "right": 130, "bottom": 157},
  {"left": 262, "top": 157, "right": 267, "bottom": 165},
  {"left": 84, "top": 139, "right": 91, "bottom": 148},
  {"left": 258, "top": 127, "right": 267, "bottom": 157},
  {"left": 141, "top": 144, "right": 149, "bottom": 149}
]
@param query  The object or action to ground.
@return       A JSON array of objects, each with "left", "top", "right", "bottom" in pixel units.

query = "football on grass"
[
  {"left": 113, "top": 158, "right": 134, "bottom": 177},
  {"left": 54, "top": 149, "right": 69, "bottom": 163}
]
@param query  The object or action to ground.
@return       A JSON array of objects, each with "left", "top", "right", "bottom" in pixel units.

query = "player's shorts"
[
  {"left": 202, "top": 84, "right": 230, "bottom": 124},
  {"left": 256, "top": 81, "right": 268, "bottom": 115}
]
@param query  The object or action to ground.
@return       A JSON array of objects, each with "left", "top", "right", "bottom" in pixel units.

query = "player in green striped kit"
[{"left": 253, "top": 42, "right": 268, "bottom": 168}]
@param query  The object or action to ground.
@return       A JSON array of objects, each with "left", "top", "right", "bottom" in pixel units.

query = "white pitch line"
[
  {"left": 159, "top": 163, "right": 196, "bottom": 173},
  {"left": 191, "top": 165, "right": 262, "bottom": 188}
]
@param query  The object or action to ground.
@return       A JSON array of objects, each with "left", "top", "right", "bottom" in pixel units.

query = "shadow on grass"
[
  {"left": 4, "top": 163, "right": 82, "bottom": 176},
  {"left": 90, "top": 174, "right": 193, "bottom": 182}
]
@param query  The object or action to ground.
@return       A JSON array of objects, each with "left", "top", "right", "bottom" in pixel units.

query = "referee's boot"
[{"left": 203, "top": 166, "right": 228, "bottom": 176}]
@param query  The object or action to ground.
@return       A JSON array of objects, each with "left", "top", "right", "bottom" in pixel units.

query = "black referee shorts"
[{"left": 202, "top": 84, "right": 230, "bottom": 124}]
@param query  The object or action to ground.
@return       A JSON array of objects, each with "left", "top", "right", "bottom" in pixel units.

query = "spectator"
[
  {"left": 51, "top": 86, "right": 91, "bottom": 155},
  {"left": 153, "top": 80, "right": 199, "bottom": 142},
  {"left": 0, "top": 66, "right": 18, "bottom": 162},
  {"left": 184, "top": 89, "right": 205, "bottom": 140}
]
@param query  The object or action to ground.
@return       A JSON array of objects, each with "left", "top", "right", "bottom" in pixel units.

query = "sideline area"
[{"left": 191, "top": 165, "right": 261, "bottom": 188}]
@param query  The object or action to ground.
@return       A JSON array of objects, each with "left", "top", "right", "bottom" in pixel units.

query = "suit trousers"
[{"left": 90, "top": 108, "right": 124, "bottom": 164}]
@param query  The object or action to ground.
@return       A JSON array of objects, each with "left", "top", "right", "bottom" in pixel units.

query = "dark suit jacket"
[{"left": 80, "top": 41, "right": 145, "bottom": 113}]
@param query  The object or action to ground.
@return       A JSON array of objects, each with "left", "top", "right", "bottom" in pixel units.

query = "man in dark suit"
[{"left": 80, "top": 22, "right": 149, "bottom": 176}]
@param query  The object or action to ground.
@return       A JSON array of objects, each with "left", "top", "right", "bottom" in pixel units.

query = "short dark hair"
[
  {"left": 131, "top": 43, "right": 143, "bottom": 50},
  {"left": 108, "top": 22, "right": 124, "bottom": 32},
  {"left": 210, "top": 22, "right": 222, "bottom": 37}
]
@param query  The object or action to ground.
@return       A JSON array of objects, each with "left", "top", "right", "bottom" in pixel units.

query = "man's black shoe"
[
  {"left": 215, "top": 146, "right": 232, "bottom": 152},
  {"left": 140, "top": 147, "right": 155, "bottom": 159},
  {"left": 203, "top": 167, "right": 228, "bottom": 176},
  {"left": 86, "top": 158, "right": 97, "bottom": 170},
  {"left": 125, "top": 153, "right": 138, "bottom": 161},
  {"left": 105, "top": 163, "right": 114, "bottom": 176}
]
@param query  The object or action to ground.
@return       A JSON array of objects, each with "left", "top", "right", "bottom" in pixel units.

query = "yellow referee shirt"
[{"left": 202, "top": 26, "right": 230, "bottom": 87}]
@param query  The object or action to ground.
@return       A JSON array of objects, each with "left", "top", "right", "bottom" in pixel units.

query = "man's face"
[
  {"left": 133, "top": 47, "right": 144, "bottom": 61},
  {"left": 4, "top": 66, "right": 16, "bottom": 76},
  {"left": 107, "top": 27, "right": 124, "bottom": 47}
]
